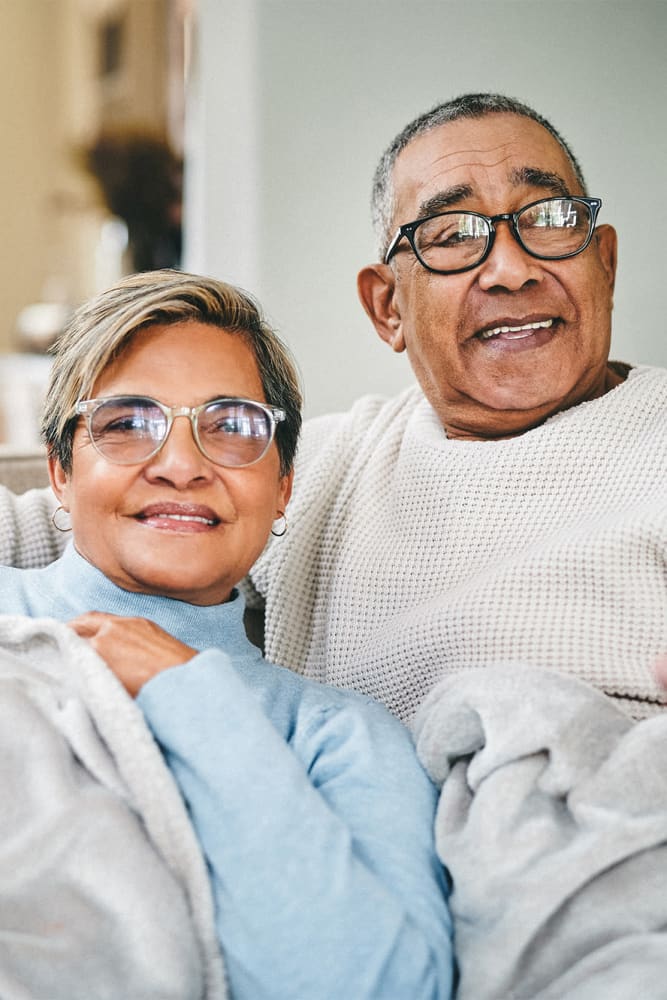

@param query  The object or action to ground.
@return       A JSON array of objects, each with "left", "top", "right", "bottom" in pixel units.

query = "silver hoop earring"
[
  {"left": 51, "top": 505, "right": 72, "bottom": 533},
  {"left": 271, "top": 511, "right": 287, "bottom": 537}
]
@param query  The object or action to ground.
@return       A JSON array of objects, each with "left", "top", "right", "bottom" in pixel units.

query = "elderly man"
[
  {"left": 247, "top": 92, "right": 667, "bottom": 722},
  {"left": 250, "top": 95, "right": 667, "bottom": 995}
]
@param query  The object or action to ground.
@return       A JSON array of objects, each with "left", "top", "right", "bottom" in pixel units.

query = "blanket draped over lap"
[
  {"left": 413, "top": 666, "right": 667, "bottom": 1000},
  {"left": 0, "top": 615, "right": 226, "bottom": 1000}
]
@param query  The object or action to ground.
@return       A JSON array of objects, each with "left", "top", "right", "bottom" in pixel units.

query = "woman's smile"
[{"left": 133, "top": 501, "right": 222, "bottom": 532}]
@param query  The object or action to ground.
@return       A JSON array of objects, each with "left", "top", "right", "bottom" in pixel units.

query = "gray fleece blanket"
[
  {"left": 413, "top": 666, "right": 667, "bottom": 1000},
  {"left": 0, "top": 615, "right": 226, "bottom": 1000}
]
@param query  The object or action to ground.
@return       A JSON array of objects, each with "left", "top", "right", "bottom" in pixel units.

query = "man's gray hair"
[
  {"left": 42, "top": 269, "right": 302, "bottom": 477},
  {"left": 371, "top": 92, "right": 588, "bottom": 260}
]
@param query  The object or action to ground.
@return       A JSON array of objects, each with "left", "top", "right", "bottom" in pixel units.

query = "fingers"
[
  {"left": 67, "top": 611, "right": 112, "bottom": 638},
  {"left": 652, "top": 654, "right": 667, "bottom": 693},
  {"left": 67, "top": 611, "right": 149, "bottom": 639},
  {"left": 65, "top": 611, "right": 197, "bottom": 698}
]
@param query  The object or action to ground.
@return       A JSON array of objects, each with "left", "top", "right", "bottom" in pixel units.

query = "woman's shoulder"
[{"left": 0, "top": 555, "right": 64, "bottom": 617}]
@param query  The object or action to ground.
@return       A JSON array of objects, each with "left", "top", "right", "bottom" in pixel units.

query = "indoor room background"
[{"left": 1, "top": 0, "right": 665, "bottom": 445}]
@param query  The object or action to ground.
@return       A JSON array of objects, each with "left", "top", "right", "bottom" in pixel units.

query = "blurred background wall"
[{"left": 1, "top": 0, "right": 665, "bottom": 443}]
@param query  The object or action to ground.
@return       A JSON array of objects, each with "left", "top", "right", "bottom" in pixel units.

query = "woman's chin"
[{"left": 105, "top": 563, "right": 234, "bottom": 606}]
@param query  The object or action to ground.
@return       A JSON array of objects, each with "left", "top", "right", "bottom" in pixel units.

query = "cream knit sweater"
[{"left": 251, "top": 365, "right": 667, "bottom": 723}]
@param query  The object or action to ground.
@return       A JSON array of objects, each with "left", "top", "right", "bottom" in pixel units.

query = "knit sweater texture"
[
  {"left": 250, "top": 365, "right": 667, "bottom": 723},
  {"left": 0, "top": 545, "right": 454, "bottom": 1000}
]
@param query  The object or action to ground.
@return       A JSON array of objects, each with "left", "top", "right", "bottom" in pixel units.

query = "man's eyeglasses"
[
  {"left": 75, "top": 396, "right": 286, "bottom": 468},
  {"left": 384, "top": 196, "right": 602, "bottom": 274}
]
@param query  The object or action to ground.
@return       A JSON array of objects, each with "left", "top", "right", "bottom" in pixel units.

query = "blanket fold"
[
  {"left": 0, "top": 615, "right": 226, "bottom": 1000},
  {"left": 413, "top": 666, "right": 667, "bottom": 1000}
]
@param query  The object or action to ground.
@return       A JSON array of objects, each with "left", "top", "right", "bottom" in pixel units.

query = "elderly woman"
[{"left": 0, "top": 271, "right": 453, "bottom": 1000}]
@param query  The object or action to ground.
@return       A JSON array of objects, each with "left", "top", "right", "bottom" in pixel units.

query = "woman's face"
[{"left": 49, "top": 322, "right": 293, "bottom": 605}]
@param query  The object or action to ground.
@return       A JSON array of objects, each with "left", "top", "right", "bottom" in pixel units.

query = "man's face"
[{"left": 358, "top": 113, "right": 618, "bottom": 439}]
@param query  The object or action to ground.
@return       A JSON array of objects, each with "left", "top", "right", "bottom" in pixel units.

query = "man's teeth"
[
  {"left": 479, "top": 319, "right": 553, "bottom": 340},
  {"left": 155, "top": 513, "right": 216, "bottom": 525}
]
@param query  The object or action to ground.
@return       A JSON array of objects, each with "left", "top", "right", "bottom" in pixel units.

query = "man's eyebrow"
[
  {"left": 413, "top": 169, "right": 571, "bottom": 223},
  {"left": 416, "top": 185, "right": 473, "bottom": 219},
  {"left": 510, "top": 167, "right": 571, "bottom": 196}
]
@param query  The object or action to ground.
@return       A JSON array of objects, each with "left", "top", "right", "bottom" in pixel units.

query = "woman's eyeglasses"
[
  {"left": 384, "top": 196, "right": 602, "bottom": 274},
  {"left": 75, "top": 396, "right": 285, "bottom": 468}
]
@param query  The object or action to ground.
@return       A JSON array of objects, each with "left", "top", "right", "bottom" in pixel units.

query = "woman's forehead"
[{"left": 91, "top": 322, "right": 265, "bottom": 403}]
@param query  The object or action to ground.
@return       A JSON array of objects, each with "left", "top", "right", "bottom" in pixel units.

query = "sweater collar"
[{"left": 57, "top": 542, "right": 246, "bottom": 653}]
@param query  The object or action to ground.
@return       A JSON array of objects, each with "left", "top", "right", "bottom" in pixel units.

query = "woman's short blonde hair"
[{"left": 42, "top": 269, "right": 302, "bottom": 476}]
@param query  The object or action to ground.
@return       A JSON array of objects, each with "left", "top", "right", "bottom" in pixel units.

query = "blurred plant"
[{"left": 81, "top": 128, "right": 183, "bottom": 272}]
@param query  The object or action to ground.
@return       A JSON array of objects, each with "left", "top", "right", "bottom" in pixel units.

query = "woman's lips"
[{"left": 134, "top": 503, "right": 221, "bottom": 531}]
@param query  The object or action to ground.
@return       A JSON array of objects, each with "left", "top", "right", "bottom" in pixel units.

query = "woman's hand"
[
  {"left": 68, "top": 611, "right": 197, "bottom": 697},
  {"left": 653, "top": 653, "right": 667, "bottom": 698}
]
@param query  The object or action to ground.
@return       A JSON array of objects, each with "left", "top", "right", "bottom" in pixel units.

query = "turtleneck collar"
[{"left": 54, "top": 542, "right": 248, "bottom": 654}]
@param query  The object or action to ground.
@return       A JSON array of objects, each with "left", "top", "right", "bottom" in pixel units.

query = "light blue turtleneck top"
[{"left": 0, "top": 543, "right": 454, "bottom": 999}]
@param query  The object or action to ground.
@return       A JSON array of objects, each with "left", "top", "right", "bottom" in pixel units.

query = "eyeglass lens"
[
  {"left": 413, "top": 198, "right": 593, "bottom": 271},
  {"left": 87, "top": 397, "right": 275, "bottom": 467}
]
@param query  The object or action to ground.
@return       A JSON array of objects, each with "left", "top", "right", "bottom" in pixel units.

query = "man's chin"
[{"left": 442, "top": 388, "right": 570, "bottom": 440}]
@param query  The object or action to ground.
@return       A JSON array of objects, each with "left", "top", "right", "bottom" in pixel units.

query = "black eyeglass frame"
[
  {"left": 383, "top": 196, "right": 602, "bottom": 275},
  {"left": 75, "top": 395, "right": 286, "bottom": 468}
]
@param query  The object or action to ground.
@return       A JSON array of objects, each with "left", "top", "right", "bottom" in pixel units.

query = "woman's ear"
[
  {"left": 278, "top": 468, "right": 294, "bottom": 512},
  {"left": 47, "top": 453, "right": 70, "bottom": 509},
  {"left": 357, "top": 264, "right": 406, "bottom": 353}
]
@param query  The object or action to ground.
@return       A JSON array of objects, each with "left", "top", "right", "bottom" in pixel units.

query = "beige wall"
[
  {"left": 0, "top": 1, "right": 63, "bottom": 351},
  {"left": 0, "top": 0, "right": 172, "bottom": 353}
]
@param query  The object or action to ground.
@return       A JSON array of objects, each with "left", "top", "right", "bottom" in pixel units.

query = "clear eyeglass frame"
[
  {"left": 75, "top": 395, "right": 286, "bottom": 468},
  {"left": 384, "top": 195, "right": 602, "bottom": 275}
]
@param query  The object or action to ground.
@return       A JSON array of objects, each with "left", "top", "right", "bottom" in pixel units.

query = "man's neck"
[{"left": 441, "top": 363, "right": 630, "bottom": 442}]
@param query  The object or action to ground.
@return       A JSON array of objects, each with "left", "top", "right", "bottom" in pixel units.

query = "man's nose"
[{"left": 476, "top": 220, "right": 544, "bottom": 292}]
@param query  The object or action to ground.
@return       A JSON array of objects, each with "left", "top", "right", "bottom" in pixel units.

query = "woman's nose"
[{"left": 144, "top": 415, "right": 215, "bottom": 486}]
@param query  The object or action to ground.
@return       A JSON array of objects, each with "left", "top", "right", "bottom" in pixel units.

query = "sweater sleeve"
[
  {"left": 137, "top": 650, "right": 454, "bottom": 1000},
  {"left": 0, "top": 485, "right": 64, "bottom": 568}
]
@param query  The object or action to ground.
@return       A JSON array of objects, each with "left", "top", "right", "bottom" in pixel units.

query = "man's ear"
[
  {"left": 47, "top": 453, "right": 70, "bottom": 509},
  {"left": 357, "top": 264, "right": 406, "bottom": 353},
  {"left": 594, "top": 224, "right": 617, "bottom": 297}
]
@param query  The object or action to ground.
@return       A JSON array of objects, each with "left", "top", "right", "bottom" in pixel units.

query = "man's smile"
[{"left": 478, "top": 318, "right": 554, "bottom": 341}]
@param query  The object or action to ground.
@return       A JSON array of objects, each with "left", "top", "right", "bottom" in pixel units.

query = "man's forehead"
[{"left": 391, "top": 114, "right": 577, "bottom": 213}]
